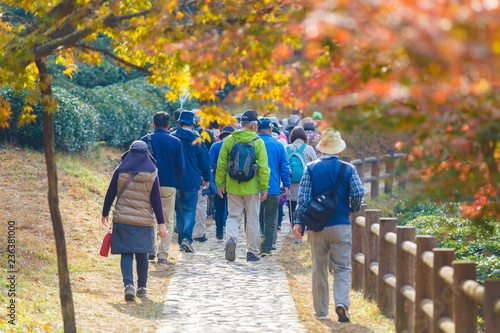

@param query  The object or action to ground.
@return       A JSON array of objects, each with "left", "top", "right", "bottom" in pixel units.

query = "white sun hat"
[{"left": 317, "top": 128, "right": 346, "bottom": 155}]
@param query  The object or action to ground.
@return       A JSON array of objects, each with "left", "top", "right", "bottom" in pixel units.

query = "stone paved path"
[{"left": 157, "top": 215, "right": 307, "bottom": 333}]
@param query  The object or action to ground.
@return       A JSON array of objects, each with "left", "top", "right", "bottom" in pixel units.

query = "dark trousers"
[
  {"left": 121, "top": 253, "right": 148, "bottom": 288},
  {"left": 260, "top": 195, "right": 280, "bottom": 253},
  {"left": 214, "top": 192, "right": 227, "bottom": 238}
]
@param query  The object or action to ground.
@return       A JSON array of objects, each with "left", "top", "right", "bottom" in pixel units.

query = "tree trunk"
[{"left": 35, "top": 59, "right": 76, "bottom": 332}]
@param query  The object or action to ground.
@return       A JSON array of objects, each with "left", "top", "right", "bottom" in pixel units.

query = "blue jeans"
[
  {"left": 121, "top": 253, "right": 148, "bottom": 288},
  {"left": 214, "top": 192, "right": 227, "bottom": 238},
  {"left": 175, "top": 190, "right": 198, "bottom": 244}
]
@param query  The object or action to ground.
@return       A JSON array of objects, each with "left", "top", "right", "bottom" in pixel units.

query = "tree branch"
[
  {"left": 33, "top": 27, "right": 93, "bottom": 59},
  {"left": 74, "top": 44, "right": 152, "bottom": 75},
  {"left": 20, "top": 0, "right": 77, "bottom": 37},
  {"left": 103, "top": 8, "right": 154, "bottom": 28}
]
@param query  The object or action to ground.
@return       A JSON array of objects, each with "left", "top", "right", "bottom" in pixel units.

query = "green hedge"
[
  {"left": 0, "top": 86, "right": 99, "bottom": 152},
  {"left": 396, "top": 202, "right": 500, "bottom": 283}
]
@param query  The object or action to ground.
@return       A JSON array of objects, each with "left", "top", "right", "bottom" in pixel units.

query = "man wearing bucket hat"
[
  {"left": 293, "top": 128, "right": 365, "bottom": 322},
  {"left": 172, "top": 110, "right": 211, "bottom": 253}
]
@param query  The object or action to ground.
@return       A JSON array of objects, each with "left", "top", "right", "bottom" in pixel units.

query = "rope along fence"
[{"left": 351, "top": 205, "right": 500, "bottom": 332}]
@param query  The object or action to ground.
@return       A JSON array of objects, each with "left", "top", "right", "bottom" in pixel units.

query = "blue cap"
[
  {"left": 258, "top": 117, "right": 272, "bottom": 130},
  {"left": 177, "top": 111, "right": 196, "bottom": 126}
]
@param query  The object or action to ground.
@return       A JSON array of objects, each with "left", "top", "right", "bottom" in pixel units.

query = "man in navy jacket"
[
  {"left": 257, "top": 117, "right": 291, "bottom": 256},
  {"left": 141, "top": 111, "right": 185, "bottom": 264},
  {"left": 172, "top": 110, "right": 211, "bottom": 253},
  {"left": 293, "top": 128, "right": 365, "bottom": 323}
]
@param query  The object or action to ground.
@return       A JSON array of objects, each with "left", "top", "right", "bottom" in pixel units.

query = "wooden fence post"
[
  {"left": 453, "top": 261, "right": 477, "bottom": 333},
  {"left": 414, "top": 236, "right": 437, "bottom": 333},
  {"left": 396, "top": 226, "right": 415, "bottom": 333},
  {"left": 351, "top": 204, "right": 366, "bottom": 291},
  {"left": 432, "top": 248, "right": 455, "bottom": 333},
  {"left": 385, "top": 148, "right": 395, "bottom": 195},
  {"left": 364, "top": 209, "right": 381, "bottom": 301},
  {"left": 371, "top": 151, "right": 380, "bottom": 198},
  {"left": 378, "top": 217, "right": 397, "bottom": 317},
  {"left": 484, "top": 279, "right": 500, "bottom": 332},
  {"left": 356, "top": 153, "right": 365, "bottom": 184}
]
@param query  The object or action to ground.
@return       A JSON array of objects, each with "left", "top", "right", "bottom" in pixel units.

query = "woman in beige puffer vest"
[{"left": 101, "top": 141, "right": 167, "bottom": 301}]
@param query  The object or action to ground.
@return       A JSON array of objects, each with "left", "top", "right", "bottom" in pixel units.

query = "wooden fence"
[
  {"left": 351, "top": 205, "right": 500, "bottom": 332},
  {"left": 342, "top": 149, "right": 406, "bottom": 198}
]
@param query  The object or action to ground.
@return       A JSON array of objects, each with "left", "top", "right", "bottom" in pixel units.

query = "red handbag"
[{"left": 100, "top": 230, "right": 112, "bottom": 257}]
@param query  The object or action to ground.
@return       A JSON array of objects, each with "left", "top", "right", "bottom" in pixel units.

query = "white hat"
[{"left": 317, "top": 128, "right": 346, "bottom": 155}]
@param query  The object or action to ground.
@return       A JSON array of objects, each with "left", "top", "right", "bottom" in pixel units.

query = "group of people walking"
[{"left": 101, "top": 107, "right": 365, "bottom": 323}]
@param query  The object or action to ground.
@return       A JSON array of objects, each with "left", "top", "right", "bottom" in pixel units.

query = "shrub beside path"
[{"left": 156, "top": 217, "right": 306, "bottom": 333}]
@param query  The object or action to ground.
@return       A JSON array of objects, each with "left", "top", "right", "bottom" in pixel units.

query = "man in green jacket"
[{"left": 216, "top": 110, "right": 271, "bottom": 262}]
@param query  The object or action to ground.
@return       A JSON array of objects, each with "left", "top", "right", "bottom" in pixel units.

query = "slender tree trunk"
[
  {"left": 479, "top": 138, "right": 500, "bottom": 193},
  {"left": 35, "top": 59, "right": 76, "bottom": 332}
]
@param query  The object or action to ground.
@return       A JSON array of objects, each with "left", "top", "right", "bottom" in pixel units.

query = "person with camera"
[{"left": 293, "top": 128, "right": 365, "bottom": 323}]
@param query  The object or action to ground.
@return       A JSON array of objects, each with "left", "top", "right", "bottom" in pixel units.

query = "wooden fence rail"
[
  {"left": 342, "top": 149, "right": 406, "bottom": 198},
  {"left": 351, "top": 204, "right": 500, "bottom": 332}
]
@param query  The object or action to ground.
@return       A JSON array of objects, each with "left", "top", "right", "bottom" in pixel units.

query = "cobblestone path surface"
[{"left": 156, "top": 216, "right": 307, "bottom": 333}]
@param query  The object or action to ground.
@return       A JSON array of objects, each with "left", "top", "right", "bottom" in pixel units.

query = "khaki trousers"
[
  {"left": 156, "top": 186, "right": 176, "bottom": 260},
  {"left": 226, "top": 193, "right": 261, "bottom": 256},
  {"left": 192, "top": 189, "right": 208, "bottom": 238}
]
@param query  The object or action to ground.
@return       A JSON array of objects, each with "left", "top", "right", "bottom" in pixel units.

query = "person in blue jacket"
[
  {"left": 209, "top": 125, "right": 235, "bottom": 240},
  {"left": 141, "top": 111, "right": 185, "bottom": 264},
  {"left": 257, "top": 117, "right": 291, "bottom": 256},
  {"left": 172, "top": 110, "right": 211, "bottom": 253},
  {"left": 293, "top": 128, "right": 365, "bottom": 323}
]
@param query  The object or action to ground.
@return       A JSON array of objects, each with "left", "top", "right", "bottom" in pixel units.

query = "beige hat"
[{"left": 317, "top": 128, "right": 346, "bottom": 155}]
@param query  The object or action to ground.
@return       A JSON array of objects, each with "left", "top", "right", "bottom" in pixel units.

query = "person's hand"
[
  {"left": 280, "top": 187, "right": 288, "bottom": 197},
  {"left": 202, "top": 181, "right": 210, "bottom": 190},
  {"left": 102, "top": 216, "right": 109, "bottom": 227},
  {"left": 260, "top": 191, "right": 268, "bottom": 202},
  {"left": 158, "top": 223, "right": 167, "bottom": 238},
  {"left": 218, "top": 187, "right": 225, "bottom": 198},
  {"left": 293, "top": 224, "right": 302, "bottom": 240}
]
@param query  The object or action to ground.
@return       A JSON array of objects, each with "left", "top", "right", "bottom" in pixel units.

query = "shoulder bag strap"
[
  {"left": 116, "top": 173, "right": 137, "bottom": 205},
  {"left": 328, "top": 163, "right": 347, "bottom": 197}
]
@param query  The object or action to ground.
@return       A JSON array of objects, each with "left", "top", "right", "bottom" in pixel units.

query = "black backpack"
[{"left": 302, "top": 164, "right": 347, "bottom": 232}]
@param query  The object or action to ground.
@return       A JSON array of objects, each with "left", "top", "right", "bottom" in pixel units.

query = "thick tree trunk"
[{"left": 35, "top": 59, "right": 76, "bottom": 332}]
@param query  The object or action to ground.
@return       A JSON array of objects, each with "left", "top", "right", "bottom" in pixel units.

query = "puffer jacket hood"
[{"left": 230, "top": 129, "right": 259, "bottom": 143}]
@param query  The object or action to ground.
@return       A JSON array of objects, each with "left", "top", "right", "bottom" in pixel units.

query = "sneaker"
[
  {"left": 193, "top": 235, "right": 208, "bottom": 242},
  {"left": 225, "top": 238, "right": 236, "bottom": 261},
  {"left": 180, "top": 239, "right": 195, "bottom": 253},
  {"left": 336, "top": 304, "right": 350, "bottom": 323},
  {"left": 247, "top": 253, "right": 260, "bottom": 262},
  {"left": 179, "top": 247, "right": 185, "bottom": 252},
  {"left": 124, "top": 285, "right": 135, "bottom": 301},
  {"left": 216, "top": 233, "right": 223, "bottom": 241},
  {"left": 294, "top": 238, "right": 303, "bottom": 244},
  {"left": 136, "top": 287, "right": 147, "bottom": 298},
  {"left": 157, "top": 258, "right": 168, "bottom": 264},
  {"left": 261, "top": 252, "right": 272, "bottom": 257},
  {"left": 148, "top": 254, "right": 156, "bottom": 261}
]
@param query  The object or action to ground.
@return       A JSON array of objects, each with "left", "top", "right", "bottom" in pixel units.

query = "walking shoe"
[
  {"left": 148, "top": 254, "right": 155, "bottom": 261},
  {"left": 157, "top": 258, "right": 168, "bottom": 264},
  {"left": 314, "top": 313, "right": 327, "bottom": 320},
  {"left": 225, "top": 238, "right": 236, "bottom": 261},
  {"left": 180, "top": 239, "right": 195, "bottom": 253},
  {"left": 247, "top": 253, "right": 260, "bottom": 262},
  {"left": 179, "top": 247, "right": 185, "bottom": 252},
  {"left": 216, "top": 233, "right": 223, "bottom": 241},
  {"left": 336, "top": 304, "right": 350, "bottom": 323},
  {"left": 261, "top": 252, "right": 272, "bottom": 257},
  {"left": 194, "top": 235, "right": 208, "bottom": 242},
  {"left": 124, "top": 285, "right": 135, "bottom": 301},
  {"left": 136, "top": 287, "right": 147, "bottom": 298},
  {"left": 294, "top": 238, "right": 303, "bottom": 244}
]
